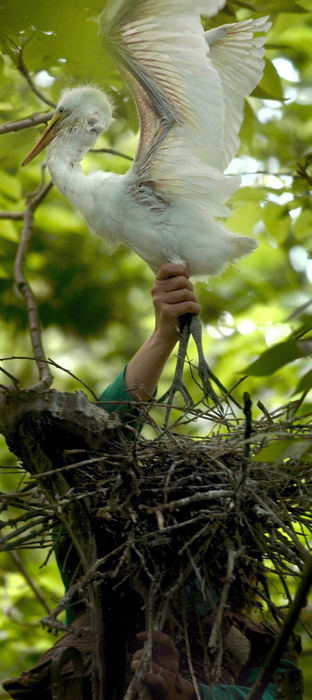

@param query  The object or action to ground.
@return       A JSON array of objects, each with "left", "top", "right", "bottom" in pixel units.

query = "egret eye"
[{"left": 59, "top": 107, "right": 65, "bottom": 114}]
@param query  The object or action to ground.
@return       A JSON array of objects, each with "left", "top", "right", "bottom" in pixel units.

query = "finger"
[
  {"left": 145, "top": 673, "right": 167, "bottom": 698},
  {"left": 156, "top": 289, "right": 198, "bottom": 305},
  {"left": 160, "top": 301, "right": 201, "bottom": 317},
  {"left": 136, "top": 630, "right": 178, "bottom": 653},
  {"left": 131, "top": 659, "right": 167, "bottom": 673},
  {"left": 132, "top": 648, "right": 144, "bottom": 662},
  {"left": 156, "top": 262, "right": 188, "bottom": 280},
  {"left": 154, "top": 276, "right": 194, "bottom": 293}
]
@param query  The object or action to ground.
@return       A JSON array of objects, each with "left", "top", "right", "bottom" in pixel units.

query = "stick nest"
[{"left": 1, "top": 396, "right": 311, "bottom": 688}]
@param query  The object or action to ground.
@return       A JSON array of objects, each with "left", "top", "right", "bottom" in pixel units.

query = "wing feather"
[
  {"left": 205, "top": 16, "right": 272, "bottom": 170},
  {"left": 99, "top": 2, "right": 270, "bottom": 210},
  {"left": 99, "top": 0, "right": 226, "bottom": 177}
]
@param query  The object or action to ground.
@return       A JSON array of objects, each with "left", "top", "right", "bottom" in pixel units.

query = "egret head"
[{"left": 22, "top": 86, "right": 113, "bottom": 166}]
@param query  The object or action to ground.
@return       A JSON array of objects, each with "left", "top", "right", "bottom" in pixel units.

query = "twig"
[
  {"left": 139, "top": 489, "right": 232, "bottom": 513},
  {"left": 13, "top": 182, "right": 53, "bottom": 391},
  {"left": 0, "top": 355, "right": 97, "bottom": 399},
  {"left": 4, "top": 37, "right": 56, "bottom": 108},
  {"left": 0, "top": 366, "right": 20, "bottom": 389},
  {"left": 208, "top": 545, "right": 240, "bottom": 683},
  {"left": 246, "top": 557, "right": 312, "bottom": 699},
  {"left": 183, "top": 595, "right": 202, "bottom": 700},
  {"left": 0, "top": 111, "right": 54, "bottom": 135},
  {"left": 257, "top": 400, "right": 273, "bottom": 424},
  {"left": 297, "top": 161, "right": 312, "bottom": 187},
  {"left": 10, "top": 550, "right": 51, "bottom": 614},
  {"left": 91, "top": 147, "right": 133, "bottom": 161},
  {"left": 243, "top": 392, "right": 252, "bottom": 460},
  {"left": 0, "top": 210, "right": 24, "bottom": 219},
  {"left": 0, "top": 515, "right": 47, "bottom": 546}
]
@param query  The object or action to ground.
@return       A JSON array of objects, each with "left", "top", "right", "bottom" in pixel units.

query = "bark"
[{"left": 0, "top": 387, "right": 122, "bottom": 700}]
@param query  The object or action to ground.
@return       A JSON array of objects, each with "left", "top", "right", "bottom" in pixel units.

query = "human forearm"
[
  {"left": 125, "top": 328, "right": 177, "bottom": 400},
  {"left": 125, "top": 263, "right": 201, "bottom": 401}
]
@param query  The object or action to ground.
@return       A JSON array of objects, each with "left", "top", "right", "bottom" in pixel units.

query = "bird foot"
[
  {"left": 197, "top": 362, "right": 222, "bottom": 406},
  {"left": 159, "top": 381, "right": 193, "bottom": 428},
  {"left": 197, "top": 358, "right": 241, "bottom": 410}
]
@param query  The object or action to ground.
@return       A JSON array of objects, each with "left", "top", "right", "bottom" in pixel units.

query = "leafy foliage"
[{"left": 0, "top": 0, "right": 312, "bottom": 695}]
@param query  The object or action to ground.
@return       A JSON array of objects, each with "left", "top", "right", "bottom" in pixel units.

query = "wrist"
[{"left": 152, "top": 324, "right": 179, "bottom": 350}]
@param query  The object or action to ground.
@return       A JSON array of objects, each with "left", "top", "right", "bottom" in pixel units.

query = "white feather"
[{"left": 33, "top": 1, "right": 271, "bottom": 277}]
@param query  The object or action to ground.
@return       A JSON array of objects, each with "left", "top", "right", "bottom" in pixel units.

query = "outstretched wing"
[
  {"left": 99, "top": 0, "right": 226, "bottom": 174},
  {"left": 99, "top": 1, "right": 270, "bottom": 205},
  {"left": 205, "top": 16, "right": 271, "bottom": 171}
]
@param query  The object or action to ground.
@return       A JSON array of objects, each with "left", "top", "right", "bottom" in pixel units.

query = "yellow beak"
[{"left": 22, "top": 112, "right": 65, "bottom": 166}]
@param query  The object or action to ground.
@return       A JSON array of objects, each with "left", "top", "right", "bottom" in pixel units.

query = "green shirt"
[{"left": 199, "top": 659, "right": 298, "bottom": 698}]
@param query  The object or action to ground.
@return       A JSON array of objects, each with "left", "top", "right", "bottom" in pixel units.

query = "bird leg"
[
  {"left": 161, "top": 314, "right": 193, "bottom": 425},
  {"left": 189, "top": 314, "right": 240, "bottom": 409},
  {"left": 188, "top": 314, "right": 221, "bottom": 405},
  {"left": 161, "top": 313, "right": 238, "bottom": 426}
]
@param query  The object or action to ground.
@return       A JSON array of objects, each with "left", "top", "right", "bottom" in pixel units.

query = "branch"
[
  {"left": 0, "top": 210, "right": 23, "bottom": 219},
  {"left": 10, "top": 550, "right": 51, "bottom": 614},
  {"left": 0, "top": 366, "right": 20, "bottom": 389},
  {"left": 4, "top": 37, "right": 56, "bottom": 108},
  {"left": 91, "top": 147, "right": 133, "bottom": 162},
  {"left": 0, "top": 356, "right": 97, "bottom": 400},
  {"left": 14, "top": 181, "right": 54, "bottom": 391},
  {"left": 246, "top": 556, "right": 312, "bottom": 699},
  {"left": 297, "top": 158, "right": 312, "bottom": 187},
  {"left": 0, "top": 111, "right": 54, "bottom": 135}
]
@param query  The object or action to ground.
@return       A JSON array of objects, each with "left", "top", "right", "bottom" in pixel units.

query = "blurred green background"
[{"left": 0, "top": 0, "right": 312, "bottom": 695}]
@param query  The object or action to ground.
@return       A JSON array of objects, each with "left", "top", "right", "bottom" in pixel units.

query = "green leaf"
[
  {"left": 294, "top": 369, "right": 312, "bottom": 395},
  {"left": 226, "top": 202, "right": 262, "bottom": 236},
  {"left": 296, "top": 0, "right": 312, "bottom": 9},
  {"left": 255, "top": 439, "right": 312, "bottom": 463},
  {"left": 240, "top": 101, "right": 255, "bottom": 149},
  {"left": 254, "top": 59, "right": 284, "bottom": 101},
  {"left": 243, "top": 338, "right": 308, "bottom": 376},
  {"left": 263, "top": 202, "right": 290, "bottom": 243},
  {"left": 292, "top": 209, "right": 312, "bottom": 240}
]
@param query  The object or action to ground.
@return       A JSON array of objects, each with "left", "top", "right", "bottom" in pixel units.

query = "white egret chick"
[{"left": 23, "top": 0, "right": 271, "bottom": 409}]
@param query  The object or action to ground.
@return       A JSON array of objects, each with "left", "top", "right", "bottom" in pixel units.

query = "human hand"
[
  {"left": 131, "top": 630, "right": 195, "bottom": 700},
  {"left": 151, "top": 263, "right": 201, "bottom": 345}
]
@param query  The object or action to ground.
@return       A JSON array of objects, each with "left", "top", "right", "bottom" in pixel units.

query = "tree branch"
[
  {"left": 14, "top": 181, "right": 54, "bottom": 391},
  {"left": 0, "top": 210, "right": 24, "bottom": 219},
  {"left": 10, "top": 550, "right": 51, "bottom": 615},
  {"left": 4, "top": 37, "right": 56, "bottom": 109},
  {"left": 246, "top": 557, "right": 312, "bottom": 699},
  {"left": 0, "top": 111, "right": 54, "bottom": 135},
  {"left": 91, "top": 147, "right": 133, "bottom": 161}
]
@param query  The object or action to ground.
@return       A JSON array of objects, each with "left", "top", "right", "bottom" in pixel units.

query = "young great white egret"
[{"left": 23, "top": 0, "right": 271, "bottom": 409}]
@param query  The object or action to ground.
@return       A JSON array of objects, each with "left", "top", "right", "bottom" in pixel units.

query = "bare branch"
[
  {"left": 91, "top": 147, "right": 133, "bottom": 161},
  {"left": 297, "top": 158, "right": 312, "bottom": 187},
  {"left": 0, "top": 356, "right": 97, "bottom": 400},
  {"left": 10, "top": 550, "right": 51, "bottom": 614},
  {"left": 4, "top": 38, "right": 56, "bottom": 108},
  {"left": 0, "top": 111, "right": 54, "bottom": 135},
  {"left": 247, "top": 557, "right": 312, "bottom": 699},
  {"left": 0, "top": 210, "right": 23, "bottom": 219},
  {"left": 14, "top": 182, "right": 54, "bottom": 391},
  {"left": 0, "top": 366, "right": 20, "bottom": 389}
]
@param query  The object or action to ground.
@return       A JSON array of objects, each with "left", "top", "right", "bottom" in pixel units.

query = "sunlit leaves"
[
  {"left": 255, "top": 438, "right": 312, "bottom": 463},
  {"left": 254, "top": 58, "right": 284, "bottom": 100},
  {"left": 263, "top": 202, "right": 290, "bottom": 243}
]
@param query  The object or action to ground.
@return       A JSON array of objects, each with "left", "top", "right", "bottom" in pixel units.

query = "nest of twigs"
[{"left": 1, "top": 393, "right": 312, "bottom": 693}]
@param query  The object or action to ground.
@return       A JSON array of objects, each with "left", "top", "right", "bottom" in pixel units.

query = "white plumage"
[{"left": 23, "top": 1, "right": 271, "bottom": 279}]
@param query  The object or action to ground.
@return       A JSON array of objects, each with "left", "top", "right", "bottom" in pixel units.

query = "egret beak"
[{"left": 22, "top": 112, "right": 65, "bottom": 166}]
